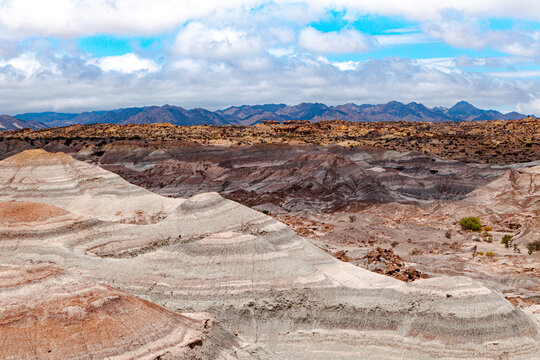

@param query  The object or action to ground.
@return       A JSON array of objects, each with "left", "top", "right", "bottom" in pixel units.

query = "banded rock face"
[
  {"left": 87, "top": 143, "right": 505, "bottom": 211},
  {"left": 0, "top": 263, "right": 277, "bottom": 360},
  {"left": 465, "top": 165, "right": 540, "bottom": 213},
  {"left": 0, "top": 150, "right": 539, "bottom": 359},
  {"left": 462, "top": 166, "right": 540, "bottom": 246},
  {"left": 0, "top": 149, "right": 181, "bottom": 223}
]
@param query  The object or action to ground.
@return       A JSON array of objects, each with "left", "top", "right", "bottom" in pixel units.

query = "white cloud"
[
  {"left": 1, "top": 0, "right": 540, "bottom": 116},
  {"left": 517, "top": 97, "right": 540, "bottom": 115},
  {"left": 423, "top": 10, "right": 540, "bottom": 57},
  {"left": 2, "top": 1, "right": 540, "bottom": 40},
  {"left": 487, "top": 70, "right": 540, "bottom": 78},
  {"left": 286, "top": 1, "right": 540, "bottom": 22},
  {"left": 0, "top": 53, "right": 43, "bottom": 76},
  {"left": 375, "top": 32, "right": 432, "bottom": 46},
  {"left": 0, "top": 0, "right": 253, "bottom": 38},
  {"left": 0, "top": 53, "right": 537, "bottom": 115},
  {"left": 174, "top": 22, "right": 264, "bottom": 59},
  {"left": 268, "top": 27, "right": 296, "bottom": 44},
  {"left": 86, "top": 53, "right": 160, "bottom": 74},
  {"left": 268, "top": 47, "right": 295, "bottom": 57},
  {"left": 298, "top": 27, "right": 372, "bottom": 54},
  {"left": 331, "top": 60, "right": 361, "bottom": 71},
  {"left": 415, "top": 57, "right": 459, "bottom": 74}
]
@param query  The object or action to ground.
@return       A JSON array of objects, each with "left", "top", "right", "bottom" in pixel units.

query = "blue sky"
[{"left": 1, "top": 1, "right": 540, "bottom": 114}]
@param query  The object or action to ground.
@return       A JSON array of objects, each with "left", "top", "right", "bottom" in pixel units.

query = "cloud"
[
  {"left": 174, "top": 22, "right": 264, "bottom": 60},
  {"left": 375, "top": 32, "right": 433, "bottom": 46},
  {"left": 0, "top": 0, "right": 253, "bottom": 38},
  {"left": 87, "top": 53, "right": 160, "bottom": 73},
  {"left": 268, "top": 47, "right": 295, "bottom": 57},
  {"left": 1, "top": 0, "right": 540, "bottom": 116},
  {"left": 0, "top": 53, "right": 43, "bottom": 76},
  {"left": 3, "top": 1, "right": 540, "bottom": 40},
  {"left": 1, "top": 52, "right": 538, "bottom": 115},
  {"left": 517, "top": 96, "right": 540, "bottom": 115},
  {"left": 423, "top": 10, "right": 540, "bottom": 57},
  {"left": 298, "top": 27, "right": 372, "bottom": 53},
  {"left": 292, "top": 1, "right": 540, "bottom": 22}
]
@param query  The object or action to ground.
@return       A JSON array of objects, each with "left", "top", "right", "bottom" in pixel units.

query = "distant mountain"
[
  {"left": 334, "top": 101, "right": 453, "bottom": 122},
  {"left": 15, "top": 109, "right": 133, "bottom": 127},
  {"left": 0, "top": 115, "right": 46, "bottom": 130},
  {"left": 15, "top": 112, "right": 80, "bottom": 125},
  {"left": 10, "top": 101, "right": 530, "bottom": 128},
  {"left": 224, "top": 101, "right": 524, "bottom": 124},
  {"left": 441, "top": 101, "right": 525, "bottom": 121},
  {"left": 122, "top": 105, "right": 232, "bottom": 125},
  {"left": 218, "top": 104, "right": 287, "bottom": 125}
]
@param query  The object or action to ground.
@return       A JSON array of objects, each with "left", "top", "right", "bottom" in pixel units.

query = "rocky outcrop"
[
  {"left": 0, "top": 150, "right": 539, "bottom": 359},
  {"left": 362, "top": 247, "right": 429, "bottom": 282}
]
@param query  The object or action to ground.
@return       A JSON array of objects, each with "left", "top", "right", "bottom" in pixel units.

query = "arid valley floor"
[{"left": 0, "top": 119, "right": 539, "bottom": 359}]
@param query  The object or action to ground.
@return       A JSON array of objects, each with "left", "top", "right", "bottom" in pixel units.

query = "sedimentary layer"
[
  {"left": 0, "top": 150, "right": 538, "bottom": 359},
  {"left": 0, "top": 262, "right": 277, "bottom": 360}
]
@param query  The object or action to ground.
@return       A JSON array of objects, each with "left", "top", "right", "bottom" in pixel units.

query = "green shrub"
[
  {"left": 459, "top": 217, "right": 482, "bottom": 231},
  {"left": 527, "top": 240, "right": 540, "bottom": 255},
  {"left": 501, "top": 235, "right": 513, "bottom": 248}
]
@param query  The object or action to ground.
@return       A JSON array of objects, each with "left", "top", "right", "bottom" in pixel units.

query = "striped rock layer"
[
  {"left": 0, "top": 150, "right": 538, "bottom": 359},
  {"left": 0, "top": 263, "right": 277, "bottom": 360}
]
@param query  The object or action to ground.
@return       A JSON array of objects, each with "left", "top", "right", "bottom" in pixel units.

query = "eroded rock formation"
[
  {"left": 0, "top": 262, "right": 277, "bottom": 360},
  {"left": 0, "top": 150, "right": 538, "bottom": 359}
]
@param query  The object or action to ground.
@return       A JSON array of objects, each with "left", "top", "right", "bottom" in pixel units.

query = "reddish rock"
[{"left": 362, "top": 247, "right": 428, "bottom": 282}]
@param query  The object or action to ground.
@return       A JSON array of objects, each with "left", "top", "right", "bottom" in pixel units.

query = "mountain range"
[
  {"left": 0, "top": 115, "right": 48, "bottom": 131},
  {"left": 2, "top": 101, "right": 530, "bottom": 130}
]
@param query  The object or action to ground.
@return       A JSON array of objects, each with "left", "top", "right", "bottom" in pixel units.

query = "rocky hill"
[{"left": 8, "top": 101, "right": 529, "bottom": 127}]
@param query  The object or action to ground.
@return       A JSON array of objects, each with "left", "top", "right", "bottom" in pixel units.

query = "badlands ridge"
[{"left": 0, "top": 149, "right": 539, "bottom": 359}]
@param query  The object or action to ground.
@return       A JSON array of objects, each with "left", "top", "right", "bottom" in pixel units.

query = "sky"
[{"left": 1, "top": 1, "right": 540, "bottom": 114}]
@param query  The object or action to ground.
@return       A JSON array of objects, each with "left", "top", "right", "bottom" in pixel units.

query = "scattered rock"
[{"left": 362, "top": 247, "right": 429, "bottom": 282}]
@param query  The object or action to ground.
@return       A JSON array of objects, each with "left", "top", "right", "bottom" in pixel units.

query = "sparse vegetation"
[
  {"left": 501, "top": 235, "right": 513, "bottom": 248},
  {"left": 527, "top": 240, "right": 540, "bottom": 255},
  {"left": 483, "top": 226, "right": 492, "bottom": 232},
  {"left": 262, "top": 210, "right": 270, "bottom": 215},
  {"left": 444, "top": 230, "right": 452, "bottom": 239},
  {"left": 459, "top": 217, "right": 482, "bottom": 231},
  {"left": 409, "top": 248, "right": 424, "bottom": 256},
  {"left": 485, "top": 251, "right": 495, "bottom": 257},
  {"left": 391, "top": 241, "right": 399, "bottom": 248}
]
